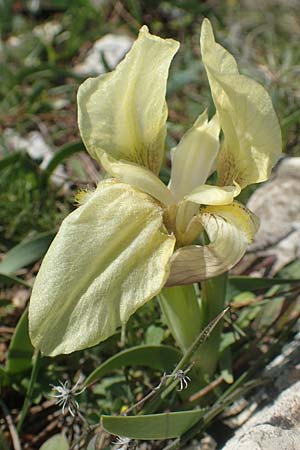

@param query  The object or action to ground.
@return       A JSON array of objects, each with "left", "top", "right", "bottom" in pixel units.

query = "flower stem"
[
  {"left": 159, "top": 285, "right": 202, "bottom": 352},
  {"left": 159, "top": 274, "right": 228, "bottom": 385},
  {"left": 17, "top": 350, "right": 41, "bottom": 432}
]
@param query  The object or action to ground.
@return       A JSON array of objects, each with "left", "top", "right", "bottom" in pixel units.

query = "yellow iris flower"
[{"left": 29, "top": 19, "right": 281, "bottom": 356}]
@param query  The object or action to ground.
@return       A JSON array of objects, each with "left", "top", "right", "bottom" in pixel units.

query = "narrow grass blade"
[
  {"left": 6, "top": 309, "right": 34, "bottom": 375},
  {"left": 0, "top": 232, "right": 55, "bottom": 275}
]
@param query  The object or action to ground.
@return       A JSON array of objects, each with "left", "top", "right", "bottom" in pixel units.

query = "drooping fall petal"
[
  {"left": 200, "top": 19, "right": 282, "bottom": 188},
  {"left": 78, "top": 26, "right": 179, "bottom": 175},
  {"left": 168, "top": 111, "right": 220, "bottom": 200},
  {"left": 29, "top": 181, "right": 175, "bottom": 356},
  {"left": 167, "top": 202, "right": 259, "bottom": 285}
]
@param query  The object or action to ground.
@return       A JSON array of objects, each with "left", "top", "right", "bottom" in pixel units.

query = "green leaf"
[
  {"left": 102, "top": 409, "right": 206, "bottom": 439},
  {"left": 0, "top": 273, "right": 31, "bottom": 287},
  {"left": 0, "top": 232, "right": 55, "bottom": 275},
  {"left": 219, "top": 347, "right": 233, "bottom": 384},
  {"left": 6, "top": 309, "right": 34, "bottom": 374},
  {"left": 145, "top": 325, "right": 164, "bottom": 345},
  {"left": 39, "top": 434, "right": 69, "bottom": 450},
  {"left": 0, "top": 429, "right": 10, "bottom": 450},
  {"left": 41, "top": 141, "right": 84, "bottom": 183},
  {"left": 229, "top": 275, "right": 300, "bottom": 292},
  {"left": 0, "top": 367, "right": 10, "bottom": 385},
  {"left": 278, "top": 260, "right": 300, "bottom": 279},
  {"left": 84, "top": 345, "right": 181, "bottom": 386},
  {"left": 220, "top": 332, "right": 236, "bottom": 352},
  {"left": 0, "top": 152, "right": 22, "bottom": 171}
]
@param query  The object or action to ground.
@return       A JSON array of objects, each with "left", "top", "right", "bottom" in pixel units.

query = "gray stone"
[
  {"left": 33, "top": 20, "right": 62, "bottom": 44},
  {"left": 220, "top": 332, "right": 300, "bottom": 450},
  {"left": 184, "top": 435, "right": 217, "bottom": 449},
  {"left": 74, "top": 34, "right": 133, "bottom": 76},
  {"left": 1, "top": 129, "right": 66, "bottom": 185},
  {"left": 247, "top": 157, "right": 300, "bottom": 274},
  {"left": 221, "top": 382, "right": 300, "bottom": 450}
]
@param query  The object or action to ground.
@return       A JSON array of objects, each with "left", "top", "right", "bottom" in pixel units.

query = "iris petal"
[
  {"left": 29, "top": 181, "right": 175, "bottom": 356},
  {"left": 200, "top": 19, "right": 281, "bottom": 188},
  {"left": 78, "top": 26, "right": 179, "bottom": 175},
  {"left": 169, "top": 111, "right": 220, "bottom": 200},
  {"left": 167, "top": 202, "right": 259, "bottom": 285}
]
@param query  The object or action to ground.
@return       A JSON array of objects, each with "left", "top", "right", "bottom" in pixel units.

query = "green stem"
[
  {"left": 159, "top": 285, "right": 202, "bottom": 352},
  {"left": 198, "top": 273, "right": 228, "bottom": 379},
  {"left": 143, "top": 306, "right": 230, "bottom": 414},
  {"left": 160, "top": 306, "right": 230, "bottom": 400},
  {"left": 159, "top": 274, "right": 228, "bottom": 384},
  {"left": 17, "top": 350, "right": 41, "bottom": 433}
]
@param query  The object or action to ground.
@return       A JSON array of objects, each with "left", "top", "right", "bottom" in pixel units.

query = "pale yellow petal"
[
  {"left": 29, "top": 181, "right": 175, "bottom": 356},
  {"left": 185, "top": 183, "right": 240, "bottom": 205},
  {"left": 167, "top": 202, "right": 259, "bottom": 285},
  {"left": 168, "top": 111, "right": 220, "bottom": 200},
  {"left": 175, "top": 200, "right": 203, "bottom": 246},
  {"left": 200, "top": 19, "right": 282, "bottom": 188},
  {"left": 78, "top": 26, "right": 179, "bottom": 175},
  {"left": 101, "top": 153, "right": 175, "bottom": 206}
]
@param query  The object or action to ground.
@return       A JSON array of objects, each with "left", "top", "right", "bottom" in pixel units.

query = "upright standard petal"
[
  {"left": 167, "top": 202, "right": 259, "bottom": 285},
  {"left": 200, "top": 19, "right": 282, "bottom": 188},
  {"left": 29, "top": 181, "right": 175, "bottom": 356},
  {"left": 78, "top": 26, "right": 179, "bottom": 175},
  {"left": 168, "top": 111, "right": 220, "bottom": 200}
]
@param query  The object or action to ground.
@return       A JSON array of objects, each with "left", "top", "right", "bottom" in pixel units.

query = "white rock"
[
  {"left": 221, "top": 382, "right": 300, "bottom": 450},
  {"left": 184, "top": 435, "right": 217, "bottom": 449},
  {"left": 1, "top": 129, "right": 66, "bottom": 185},
  {"left": 7, "top": 35, "right": 22, "bottom": 48},
  {"left": 3, "top": 129, "right": 51, "bottom": 164},
  {"left": 74, "top": 34, "right": 133, "bottom": 76},
  {"left": 221, "top": 331, "right": 300, "bottom": 449},
  {"left": 247, "top": 157, "right": 300, "bottom": 273},
  {"left": 33, "top": 20, "right": 62, "bottom": 44}
]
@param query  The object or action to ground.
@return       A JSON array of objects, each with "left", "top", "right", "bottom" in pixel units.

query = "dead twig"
[
  {"left": 0, "top": 399, "right": 22, "bottom": 450},
  {"left": 0, "top": 326, "right": 15, "bottom": 334},
  {"left": 188, "top": 375, "right": 224, "bottom": 403}
]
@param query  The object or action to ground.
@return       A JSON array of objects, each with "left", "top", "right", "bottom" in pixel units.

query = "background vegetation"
[{"left": 1, "top": 1, "right": 300, "bottom": 449}]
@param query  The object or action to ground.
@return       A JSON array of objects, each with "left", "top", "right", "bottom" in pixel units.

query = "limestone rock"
[
  {"left": 247, "top": 157, "right": 300, "bottom": 273},
  {"left": 221, "top": 382, "right": 300, "bottom": 450},
  {"left": 184, "top": 435, "right": 217, "bottom": 450},
  {"left": 221, "top": 332, "right": 300, "bottom": 449},
  {"left": 74, "top": 34, "right": 133, "bottom": 76},
  {"left": 1, "top": 129, "right": 66, "bottom": 185}
]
